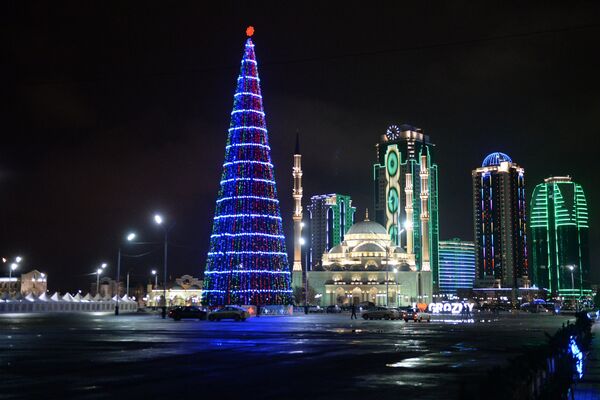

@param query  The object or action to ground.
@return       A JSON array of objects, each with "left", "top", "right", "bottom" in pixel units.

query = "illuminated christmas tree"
[{"left": 203, "top": 28, "right": 292, "bottom": 306}]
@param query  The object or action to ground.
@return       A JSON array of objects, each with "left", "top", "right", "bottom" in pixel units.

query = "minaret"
[
  {"left": 419, "top": 153, "right": 431, "bottom": 271},
  {"left": 292, "top": 133, "right": 304, "bottom": 291}
]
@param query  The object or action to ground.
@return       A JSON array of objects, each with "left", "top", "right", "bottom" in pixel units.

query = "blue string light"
[{"left": 203, "top": 36, "right": 292, "bottom": 306}]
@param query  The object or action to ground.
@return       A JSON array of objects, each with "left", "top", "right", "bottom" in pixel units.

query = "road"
[{"left": 0, "top": 312, "right": 573, "bottom": 399}]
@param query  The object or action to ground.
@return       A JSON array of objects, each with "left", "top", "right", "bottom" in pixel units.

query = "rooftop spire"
[{"left": 294, "top": 131, "right": 300, "bottom": 155}]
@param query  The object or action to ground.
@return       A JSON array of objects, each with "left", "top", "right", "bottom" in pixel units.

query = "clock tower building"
[{"left": 373, "top": 124, "right": 439, "bottom": 292}]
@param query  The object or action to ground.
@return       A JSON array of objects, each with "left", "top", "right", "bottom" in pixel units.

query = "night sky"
[{"left": 6, "top": 1, "right": 600, "bottom": 291}]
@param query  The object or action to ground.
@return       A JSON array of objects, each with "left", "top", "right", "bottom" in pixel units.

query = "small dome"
[
  {"left": 346, "top": 220, "right": 388, "bottom": 236},
  {"left": 482, "top": 152, "right": 512, "bottom": 167},
  {"left": 354, "top": 243, "right": 385, "bottom": 253},
  {"left": 398, "top": 263, "right": 412, "bottom": 272},
  {"left": 329, "top": 244, "right": 344, "bottom": 254},
  {"left": 394, "top": 246, "right": 406, "bottom": 254}
]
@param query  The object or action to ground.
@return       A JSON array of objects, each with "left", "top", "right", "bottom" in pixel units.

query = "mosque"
[{"left": 307, "top": 211, "right": 433, "bottom": 307}]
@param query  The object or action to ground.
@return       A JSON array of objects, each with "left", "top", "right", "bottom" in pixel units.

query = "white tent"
[
  {"left": 83, "top": 293, "right": 93, "bottom": 301},
  {"left": 37, "top": 292, "right": 50, "bottom": 302},
  {"left": 93, "top": 293, "right": 102, "bottom": 301},
  {"left": 73, "top": 293, "right": 83, "bottom": 302},
  {"left": 25, "top": 293, "right": 36, "bottom": 302},
  {"left": 102, "top": 294, "right": 112, "bottom": 301},
  {"left": 62, "top": 293, "right": 74, "bottom": 302},
  {"left": 50, "top": 292, "right": 61, "bottom": 301}
]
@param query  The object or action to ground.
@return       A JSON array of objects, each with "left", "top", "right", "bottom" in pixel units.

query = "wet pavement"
[{"left": 0, "top": 312, "right": 574, "bottom": 399}]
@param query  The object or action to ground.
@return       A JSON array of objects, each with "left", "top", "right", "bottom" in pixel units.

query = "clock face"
[
  {"left": 387, "top": 187, "right": 399, "bottom": 213},
  {"left": 387, "top": 151, "right": 398, "bottom": 176},
  {"left": 386, "top": 125, "right": 401, "bottom": 141}
]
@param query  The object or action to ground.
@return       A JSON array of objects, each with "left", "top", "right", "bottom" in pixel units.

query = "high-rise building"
[
  {"left": 530, "top": 176, "right": 590, "bottom": 297},
  {"left": 438, "top": 239, "right": 476, "bottom": 295},
  {"left": 307, "top": 194, "right": 355, "bottom": 269},
  {"left": 203, "top": 30, "right": 292, "bottom": 306},
  {"left": 472, "top": 152, "right": 528, "bottom": 290},
  {"left": 292, "top": 133, "right": 304, "bottom": 291},
  {"left": 373, "top": 124, "right": 439, "bottom": 288}
]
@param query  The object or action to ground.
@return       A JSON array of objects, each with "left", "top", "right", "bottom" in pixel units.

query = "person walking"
[{"left": 350, "top": 303, "right": 357, "bottom": 320}]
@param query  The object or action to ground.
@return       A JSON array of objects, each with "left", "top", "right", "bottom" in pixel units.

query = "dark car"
[
  {"left": 362, "top": 307, "right": 400, "bottom": 320},
  {"left": 168, "top": 306, "right": 207, "bottom": 321},
  {"left": 326, "top": 305, "right": 342, "bottom": 313},
  {"left": 208, "top": 306, "right": 250, "bottom": 321}
]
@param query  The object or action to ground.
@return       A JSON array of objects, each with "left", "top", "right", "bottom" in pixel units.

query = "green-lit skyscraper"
[
  {"left": 530, "top": 176, "right": 590, "bottom": 297},
  {"left": 373, "top": 124, "right": 439, "bottom": 289},
  {"left": 307, "top": 194, "right": 356, "bottom": 269}
]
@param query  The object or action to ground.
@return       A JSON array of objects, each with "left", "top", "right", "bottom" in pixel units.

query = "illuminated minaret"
[
  {"left": 419, "top": 153, "right": 431, "bottom": 271},
  {"left": 292, "top": 133, "right": 304, "bottom": 291}
]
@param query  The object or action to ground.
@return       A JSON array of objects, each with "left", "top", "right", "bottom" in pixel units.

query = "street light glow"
[
  {"left": 154, "top": 214, "right": 163, "bottom": 225},
  {"left": 299, "top": 237, "right": 306, "bottom": 246},
  {"left": 127, "top": 233, "right": 136, "bottom": 241},
  {"left": 101, "top": 263, "right": 107, "bottom": 269},
  {"left": 10, "top": 263, "right": 18, "bottom": 271},
  {"left": 97, "top": 268, "right": 103, "bottom": 275},
  {"left": 151, "top": 270, "right": 157, "bottom": 275},
  {"left": 568, "top": 265, "right": 575, "bottom": 271},
  {"left": 15, "top": 256, "right": 22, "bottom": 263}
]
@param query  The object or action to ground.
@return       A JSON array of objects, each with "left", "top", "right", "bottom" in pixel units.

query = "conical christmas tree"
[{"left": 203, "top": 30, "right": 292, "bottom": 306}]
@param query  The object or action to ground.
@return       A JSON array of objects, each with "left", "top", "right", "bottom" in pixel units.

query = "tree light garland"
[{"left": 203, "top": 35, "right": 292, "bottom": 306}]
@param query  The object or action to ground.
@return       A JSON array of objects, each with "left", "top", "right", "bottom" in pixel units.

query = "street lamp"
[
  {"left": 154, "top": 213, "right": 174, "bottom": 319},
  {"left": 95, "top": 265, "right": 107, "bottom": 296},
  {"left": 151, "top": 269, "right": 158, "bottom": 290},
  {"left": 393, "top": 267, "right": 398, "bottom": 306},
  {"left": 115, "top": 232, "right": 136, "bottom": 316}
]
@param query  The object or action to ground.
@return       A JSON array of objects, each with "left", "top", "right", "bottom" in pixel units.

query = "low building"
[
  {"left": 308, "top": 214, "right": 432, "bottom": 307},
  {"left": 0, "top": 270, "right": 47, "bottom": 296},
  {"left": 146, "top": 275, "right": 203, "bottom": 307},
  {"left": 438, "top": 239, "right": 476, "bottom": 295}
]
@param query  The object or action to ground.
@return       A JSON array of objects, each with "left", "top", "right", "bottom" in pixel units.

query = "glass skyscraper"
[
  {"left": 438, "top": 239, "right": 475, "bottom": 295},
  {"left": 530, "top": 176, "right": 590, "bottom": 297},
  {"left": 472, "top": 152, "right": 528, "bottom": 289},
  {"left": 373, "top": 124, "right": 439, "bottom": 289},
  {"left": 307, "top": 194, "right": 355, "bottom": 269}
]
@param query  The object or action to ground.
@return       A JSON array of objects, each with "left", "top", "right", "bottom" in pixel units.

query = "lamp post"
[
  {"left": 394, "top": 267, "right": 398, "bottom": 306},
  {"left": 115, "top": 233, "right": 136, "bottom": 316},
  {"left": 567, "top": 265, "right": 577, "bottom": 311},
  {"left": 152, "top": 269, "right": 158, "bottom": 289},
  {"left": 96, "top": 263, "right": 107, "bottom": 296},
  {"left": 154, "top": 213, "right": 174, "bottom": 319}
]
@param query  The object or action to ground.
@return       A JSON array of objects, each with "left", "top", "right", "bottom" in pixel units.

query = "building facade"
[
  {"left": 438, "top": 239, "right": 476, "bottom": 295},
  {"left": 472, "top": 152, "right": 528, "bottom": 290},
  {"left": 308, "top": 213, "right": 432, "bottom": 307},
  {"left": 0, "top": 270, "right": 47, "bottom": 296},
  {"left": 147, "top": 275, "right": 203, "bottom": 307},
  {"left": 307, "top": 194, "right": 356, "bottom": 269},
  {"left": 530, "top": 176, "right": 590, "bottom": 297},
  {"left": 373, "top": 124, "right": 439, "bottom": 289}
]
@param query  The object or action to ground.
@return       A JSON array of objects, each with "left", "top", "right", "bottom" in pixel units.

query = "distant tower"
[
  {"left": 472, "top": 152, "right": 528, "bottom": 290},
  {"left": 530, "top": 176, "right": 590, "bottom": 298},
  {"left": 373, "top": 124, "right": 439, "bottom": 288},
  {"left": 307, "top": 194, "right": 356, "bottom": 269},
  {"left": 438, "top": 238, "right": 476, "bottom": 295},
  {"left": 292, "top": 133, "right": 304, "bottom": 291}
]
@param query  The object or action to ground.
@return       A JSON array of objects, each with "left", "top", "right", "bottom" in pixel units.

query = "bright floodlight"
[
  {"left": 568, "top": 265, "right": 575, "bottom": 271},
  {"left": 151, "top": 269, "right": 157, "bottom": 275},
  {"left": 299, "top": 237, "right": 306, "bottom": 246},
  {"left": 40, "top": 273, "right": 46, "bottom": 278},
  {"left": 2, "top": 258, "right": 6, "bottom": 263},
  {"left": 97, "top": 268, "right": 103, "bottom": 274},
  {"left": 101, "top": 263, "right": 107, "bottom": 269},
  {"left": 300, "top": 222, "right": 305, "bottom": 228},
  {"left": 403, "top": 220, "right": 413, "bottom": 229},
  {"left": 154, "top": 214, "right": 163, "bottom": 225},
  {"left": 10, "top": 263, "right": 18, "bottom": 271},
  {"left": 15, "top": 256, "right": 22, "bottom": 263},
  {"left": 127, "top": 233, "right": 136, "bottom": 241},
  {"left": 393, "top": 268, "right": 398, "bottom": 273}
]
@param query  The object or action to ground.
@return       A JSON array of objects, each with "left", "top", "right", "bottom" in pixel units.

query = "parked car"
[
  {"left": 308, "top": 305, "right": 325, "bottom": 313},
  {"left": 208, "top": 306, "right": 250, "bottom": 321},
  {"left": 397, "top": 307, "right": 418, "bottom": 322},
  {"left": 362, "top": 307, "right": 400, "bottom": 320},
  {"left": 168, "top": 306, "right": 208, "bottom": 321},
  {"left": 326, "top": 305, "right": 342, "bottom": 313}
]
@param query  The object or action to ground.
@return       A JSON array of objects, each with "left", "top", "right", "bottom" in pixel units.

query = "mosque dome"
[
  {"left": 346, "top": 220, "right": 388, "bottom": 236},
  {"left": 354, "top": 242, "right": 385, "bottom": 253},
  {"left": 482, "top": 152, "right": 512, "bottom": 167},
  {"left": 329, "top": 244, "right": 344, "bottom": 254}
]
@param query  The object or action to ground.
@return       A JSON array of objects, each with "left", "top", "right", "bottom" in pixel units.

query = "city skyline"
[{"left": 6, "top": 2, "right": 600, "bottom": 289}]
